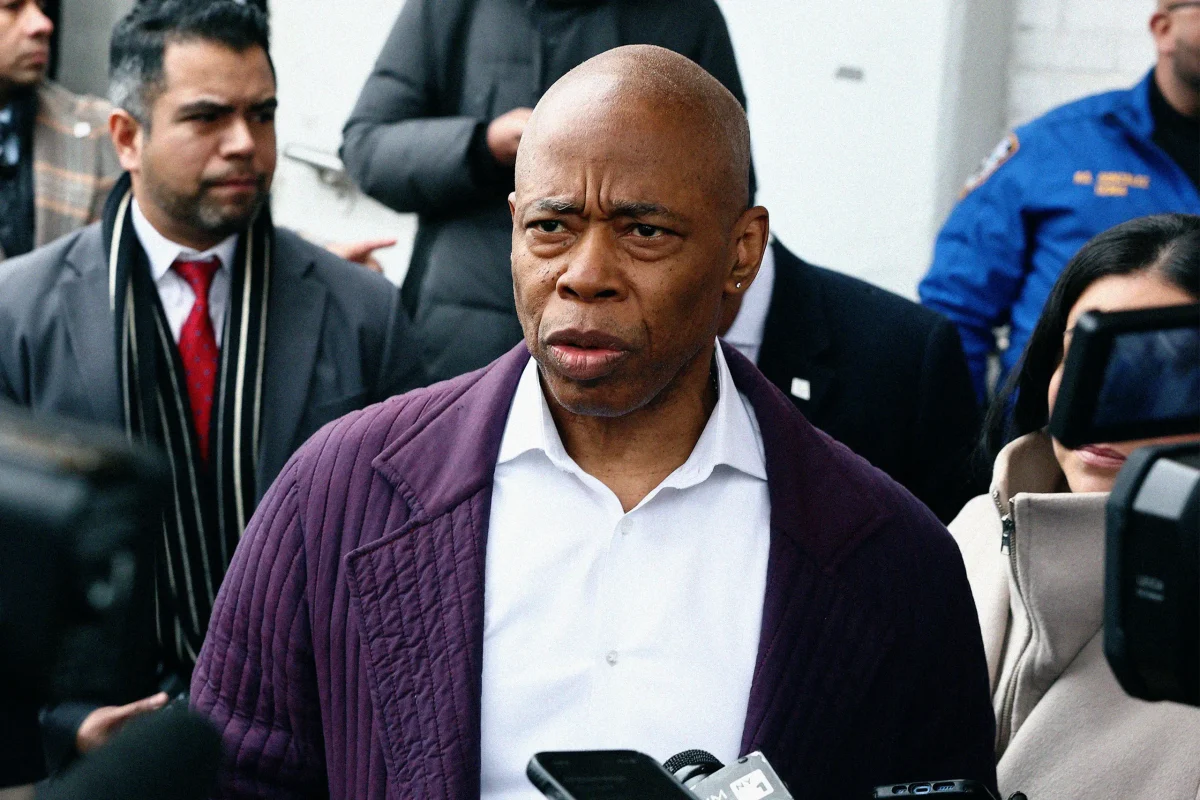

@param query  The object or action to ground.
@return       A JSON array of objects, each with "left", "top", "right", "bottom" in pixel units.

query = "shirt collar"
[
  {"left": 131, "top": 198, "right": 239, "bottom": 282},
  {"left": 723, "top": 238, "right": 776, "bottom": 352},
  {"left": 497, "top": 339, "right": 767, "bottom": 488}
]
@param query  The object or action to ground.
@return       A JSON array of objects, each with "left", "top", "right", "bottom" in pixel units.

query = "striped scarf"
[{"left": 104, "top": 173, "right": 272, "bottom": 674}]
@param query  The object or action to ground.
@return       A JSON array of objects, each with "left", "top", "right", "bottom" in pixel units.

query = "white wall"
[
  {"left": 268, "top": 0, "right": 416, "bottom": 285},
  {"left": 715, "top": 0, "right": 1010, "bottom": 298},
  {"left": 1008, "top": 0, "right": 1156, "bottom": 127},
  {"left": 936, "top": 0, "right": 1014, "bottom": 224},
  {"left": 56, "top": 0, "right": 132, "bottom": 97}
]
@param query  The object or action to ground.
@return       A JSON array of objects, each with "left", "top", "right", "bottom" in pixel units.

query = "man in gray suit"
[{"left": 0, "top": 0, "right": 422, "bottom": 772}]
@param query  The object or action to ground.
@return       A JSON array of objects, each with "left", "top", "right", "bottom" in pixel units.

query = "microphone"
[
  {"left": 665, "top": 749, "right": 794, "bottom": 800},
  {"left": 37, "top": 707, "right": 223, "bottom": 800}
]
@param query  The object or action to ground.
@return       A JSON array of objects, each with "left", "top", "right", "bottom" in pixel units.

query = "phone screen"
[
  {"left": 1094, "top": 326, "right": 1200, "bottom": 427},
  {"left": 529, "top": 750, "right": 695, "bottom": 800}
]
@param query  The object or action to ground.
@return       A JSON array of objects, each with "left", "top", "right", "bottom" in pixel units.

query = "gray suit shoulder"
[{"left": 0, "top": 224, "right": 104, "bottom": 318}]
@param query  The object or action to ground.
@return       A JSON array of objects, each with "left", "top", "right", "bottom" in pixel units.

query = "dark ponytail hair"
[{"left": 983, "top": 213, "right": 1200, "bottom": 459}]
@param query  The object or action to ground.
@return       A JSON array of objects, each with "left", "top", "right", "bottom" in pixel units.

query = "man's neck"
[
  {"left": 1154, "top": 63, "right": 1200, "bottom": 119},
  {"left": 546, "top": 343, "right": 719, "bottom": 513},
  {"left": 132, "top": 185, "right": 228, "bottom": 252}
]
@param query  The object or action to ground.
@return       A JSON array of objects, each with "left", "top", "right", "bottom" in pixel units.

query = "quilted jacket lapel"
[
  {"left": 345, "top": 348, "right": 529, "bottom": 799},
  {"left": 344, "top": 493, "right": 490, "bottom": 799},
  {"left": 740, "top": 532, "right": 896, "bottom": 772}
]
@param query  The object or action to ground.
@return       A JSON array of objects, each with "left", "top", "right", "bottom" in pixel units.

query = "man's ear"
[
  {"left": 109, "top": 109, "right": 144, "bottom": 174},
  {"left": 724, "top": 205, "right": 770, "bottom": 296},
  {"left": 1150, "top": 10, "right": 1173, "bottom": 57}
]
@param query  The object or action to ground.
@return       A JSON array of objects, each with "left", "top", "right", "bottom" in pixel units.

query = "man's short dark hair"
[{"left": 109, "top": 0, "right": 273, "bottom": 124}]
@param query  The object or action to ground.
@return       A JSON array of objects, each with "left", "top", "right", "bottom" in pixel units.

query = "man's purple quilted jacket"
[{"left": 191, "top": 342, "right": 997, "bottom": 799}]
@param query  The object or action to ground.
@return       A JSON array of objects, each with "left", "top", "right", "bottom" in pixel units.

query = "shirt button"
[
  {"left": 617, "top": 520, "right": 629, "bottom": 536},
  {"left": 605, "top": 650, "right": 619, "bottom": 666}
]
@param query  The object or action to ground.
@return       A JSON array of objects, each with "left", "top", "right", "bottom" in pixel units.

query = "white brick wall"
[{"left": 1007, "top": 0, "right": 1157, "bottom": 128}]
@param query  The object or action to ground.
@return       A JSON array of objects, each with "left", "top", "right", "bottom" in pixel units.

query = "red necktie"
[{"left": 173, "top": 257, "right": 221, "bottom": 463}]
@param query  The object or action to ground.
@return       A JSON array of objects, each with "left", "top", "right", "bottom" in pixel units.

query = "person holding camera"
[{"left": 949, "top": 213, "right": 1200, "bottom": 799}]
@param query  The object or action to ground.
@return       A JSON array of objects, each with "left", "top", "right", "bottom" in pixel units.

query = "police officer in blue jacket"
[{"left": 920, "top": 0, "right": 1200, "bottom": 402}]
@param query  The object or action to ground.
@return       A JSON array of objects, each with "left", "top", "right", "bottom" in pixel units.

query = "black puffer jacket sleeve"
[{"left": 341, "top": 0, "right": 487, "bottom": 215}]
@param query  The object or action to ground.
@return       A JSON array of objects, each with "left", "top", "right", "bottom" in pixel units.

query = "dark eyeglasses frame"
[{"left": 1165, "top": 1, "right": 1200, "bottom": 10}]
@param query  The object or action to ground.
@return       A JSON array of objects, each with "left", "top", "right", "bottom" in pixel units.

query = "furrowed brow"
[
  {"left": 610, "top": 201, "right": 682, "bottom": 224},
  {"left": 533, "top": 198, "right": 583, "bottom": 214}
]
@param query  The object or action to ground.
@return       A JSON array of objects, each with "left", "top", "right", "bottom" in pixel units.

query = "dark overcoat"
[{"left": 759, "top": 240, "right": 984, "bottom": 522}]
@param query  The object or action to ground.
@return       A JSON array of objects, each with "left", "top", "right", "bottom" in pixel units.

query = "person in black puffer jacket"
[{"left": 342, "top": 0, "right": 753, "bottom": 383}]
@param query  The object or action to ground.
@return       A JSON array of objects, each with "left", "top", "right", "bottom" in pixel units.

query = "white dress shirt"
[
  {"left": 131, "top": 200, "right": 237, "bottom": 346},
  {"left": 722, "top": 240, "right": 777, "bottom": 364},
  {"left": 480, "top": 341, "right": 771, "bottom": 800}
]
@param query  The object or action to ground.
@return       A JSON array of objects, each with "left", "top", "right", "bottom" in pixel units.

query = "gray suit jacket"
[{"left": 0, "top": 223, "right": 424, "bottom": 498}]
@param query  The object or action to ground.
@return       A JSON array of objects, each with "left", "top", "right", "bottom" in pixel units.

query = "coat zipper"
[
  {"left": 994, "top": 487, "right": 1015, "bottom": 554},
  {"left": 992, "top": 488, "right": 1027, "bottom": 753}
]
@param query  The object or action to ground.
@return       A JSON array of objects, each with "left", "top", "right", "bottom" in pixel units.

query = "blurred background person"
[
  {"left": 0, "top": 0, "right": 118, "bottom": 264},
  {"left": 720, "top": 235, "right": 982, "bottom": 523},
  {"left": 0, "top": 0, "right": 422, "bottom": 774},
  {"left": 920, "top": 0, "right": 1200, "bottom": 404},
  {"left": 341, "top": 0, "right": 752, "bottom": 383},
  {"left": 950, "top": 213, "right": 1200, "bottom": 800}
]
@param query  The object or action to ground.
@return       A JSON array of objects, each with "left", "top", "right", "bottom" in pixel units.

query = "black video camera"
[
  {"left": 1048, "top": 303, "right": 1200, "bottom": 706},
  {"left": 0, "top": 402, "right": 166, "bottom": 708}
]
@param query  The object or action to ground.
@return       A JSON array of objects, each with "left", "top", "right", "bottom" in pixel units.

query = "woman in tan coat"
[{"left": 950, "top": 213, "right": 1200, "bottom": 799}]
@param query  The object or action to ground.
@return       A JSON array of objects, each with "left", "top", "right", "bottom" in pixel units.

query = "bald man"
[
  {"left": 921, "top": 0, "right": 1200, "bottom": 402},
  {"left": 192, "top": 46, "right": 996, "bottom": 800}
]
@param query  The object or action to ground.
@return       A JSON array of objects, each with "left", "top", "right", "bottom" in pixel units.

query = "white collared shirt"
[
  {"left": 480, "top": 341, "right": 771, "bottom": 800},
  {"left": 723, "top": 240, "right": 777, "bottom": 364},
  {"left": 131, "top": 200, "right": 238, "bottom": 346}
]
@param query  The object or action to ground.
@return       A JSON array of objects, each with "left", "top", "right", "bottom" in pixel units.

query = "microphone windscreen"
[
  {"left": 38, "top": 708, "right": 223, "bottom": 800},
  {"left": 664, "top": 749, "right": 725, "bottom": 787},
  {"left": 664, "top": 749, "right": 724, "bottom": 775}
]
